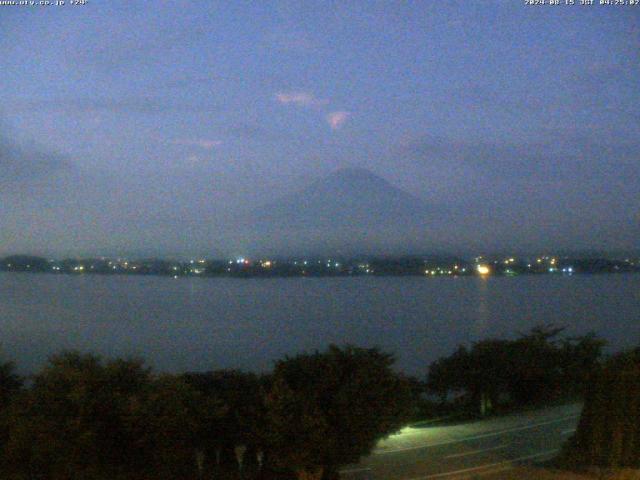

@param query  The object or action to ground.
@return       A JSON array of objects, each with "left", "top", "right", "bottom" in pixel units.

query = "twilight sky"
[{"left": 0, "top": 1, "right": 638, "bottom": 257}]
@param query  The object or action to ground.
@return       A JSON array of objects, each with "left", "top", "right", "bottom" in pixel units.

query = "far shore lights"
[{"left": 476, "top": 264, "right": 490, "bottom": 275}]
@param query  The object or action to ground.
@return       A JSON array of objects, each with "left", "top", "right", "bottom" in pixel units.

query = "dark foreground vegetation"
[
  {"left": 561, "top": 347, "right": 640, "bottom": 469},
  {"left": 0, "top": 346, "right": 413, "bottom": 480},
  {"left": 0, "top": 328, "right": 637, "bottom": 479},
  {"left": 426, "top": 326, "right": 605, "bottom": 417}
]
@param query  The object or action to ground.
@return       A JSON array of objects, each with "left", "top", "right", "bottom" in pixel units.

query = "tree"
[
  {"left": 427, "top": 340, "right": 513, "bottom": 414},
  {"left": 427, "top": 345, "right": 469, "bottom": 403},
  {"left": 426, "top": 326, "right": 605, "bottom": 414},
  {"left": 0, "top": 360, "right": 22, "bottom": 463},
  {"left": 183, "top": 370, "right": 264, "bottom": 466},
  {"left": 562, "top": 347, "right": 640, "bottom": 468},
  {"left": 264, "top": 345, "right": 415, "bottom": 480},
  {"left": 2, "top": 351, "right": 151, "bottom": 479},
  {"left": 558, "top": 332, "right": 606, "bottom": 397},
  {"left": 0, "top": 361, "right": 22, "bottom": 411},
  {"left": 128, "top": 374, "right": 226, "bottom": 479},
  {"left": 505, "top": 326, "right": 565, "bottom": 405}
]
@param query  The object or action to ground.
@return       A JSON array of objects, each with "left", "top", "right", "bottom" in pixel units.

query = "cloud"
[
  {"left": 398, "top": 133, "right": 640, "bottom": 190},
  {"left": 275, "top": 91, "right": 327, "bottom": 108},
  {"left": 0, "top": 126, "right": 72, "bottom": 184},
  {"left": 171, "top": 139, "right": 223, "bottom": 149},
  {"left": 275, "top": 92, "right": 350, "bottom": 131},
  {"left": 326, "top": 111, "right": 350, "bottom": 130}
]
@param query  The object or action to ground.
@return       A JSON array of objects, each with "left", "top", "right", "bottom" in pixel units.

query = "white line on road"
[
  {"left": 444, "top": 443, "right": 510, "bottom": 459},
  {"left": 561, "top": 428, "right": 575, "bottom": 435},
  {"left": 375, "top": 414, "right": 578, "bottom": 455},
  {"left": 405, "top": 449, "right": 559, "bottom": 479}
]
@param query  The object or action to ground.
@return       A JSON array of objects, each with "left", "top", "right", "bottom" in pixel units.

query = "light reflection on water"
[
  {"left": 473, "top": 277, "right": 490, "bottom": 337},
  {"left": 0, "top": 273, "right": 638, "bottom": 376}
]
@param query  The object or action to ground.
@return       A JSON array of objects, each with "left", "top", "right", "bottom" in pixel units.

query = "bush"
[
  {"left": 427, "top": 326, "right": 605, "bottom": 415},
  {"left": 562, "top": 347, "right": 640, "bottom": 468},
  {"left": 264, "top": 345, "right": 416, "bottom": 480}
]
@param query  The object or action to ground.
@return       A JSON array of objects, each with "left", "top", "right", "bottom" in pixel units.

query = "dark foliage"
[
  {"left": 182, "top": 370, "right": 265, "bottom": 465},
  {"left": 0, "top": 352, "right": 227, "bottom": 479},
  {"left": 0, "top": 362, "right": 22, "bottom": 411},
  {"left": 562, "top": 347, "right": 640, "bottom": 468},
  {"left": 264, "top": 345, "right": 416, "bottom": 480},
  {"left": 427, "top": 326, "right": 605, "bottom": 414},
  {"left": 0, "top": 346, "right": 414, "bottom": 480},
  {"left": 0, "top": 334, "right": 612, "bottom": 479}
]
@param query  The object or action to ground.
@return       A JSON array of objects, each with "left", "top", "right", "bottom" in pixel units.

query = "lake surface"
[{"left": 1, "top": 273, "right": 639, "bottom": 376}]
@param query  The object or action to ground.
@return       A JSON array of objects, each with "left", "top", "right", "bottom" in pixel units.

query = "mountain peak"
[
  {"left": 310, "top": 167, "right": 393, "bottom": 193},
  {"left": 253, "top": 167, "right": 427, "bottom": 226},
  {"left": 329, "top": 166, "right": 381, "bottom": 180},
  {"left": 245, "top": 167, "right": 439, "bottom": 254}
]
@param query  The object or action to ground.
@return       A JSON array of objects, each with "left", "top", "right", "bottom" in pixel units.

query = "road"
[{"left": 340, "top": 403, "right": 582, "bottom": 479}]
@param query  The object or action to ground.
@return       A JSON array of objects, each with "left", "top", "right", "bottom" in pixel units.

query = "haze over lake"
[{"left": 2, "top": 273, "right": 638, "bottom": 376}]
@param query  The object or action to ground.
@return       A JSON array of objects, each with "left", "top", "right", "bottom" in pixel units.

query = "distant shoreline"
[
  {"left": 2, "top": 254, "right": 638, "bottom": 279},
  {"left": 1, "top": 269, "right": 638, "bottom": 280}
]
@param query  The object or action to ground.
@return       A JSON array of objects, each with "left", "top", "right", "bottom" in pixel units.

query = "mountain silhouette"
[
  {"left": 244, "top": 168, "right": 441, "bottom": 255},
  {"left": 254, "top": 167, "right": 430, "bottom": 229}
]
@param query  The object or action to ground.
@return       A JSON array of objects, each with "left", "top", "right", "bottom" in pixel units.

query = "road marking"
[
  {"left": 340, "top": 467, "right": 372, "bottom": 475},
  {"left": 561, "top": 428, "right": 575, "bottom": 436},
  {"left": 444, "top": 443, "right": 509, "bottom": 459},
  {"left": 405, "top": 449, "right": 559, "bottom": 479},
  {"left": 375, "top": 414, "right": 579, "bottom": 455}
]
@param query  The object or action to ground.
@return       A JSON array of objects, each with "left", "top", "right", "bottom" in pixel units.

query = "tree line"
[
  {"left": 3, "top": 254, "right": 638, "bottom": 278},
  {"left": 0, "top": 346, "right": 414, "bottom": 480},
  {"left": 561, "top": 346, "right": 640, "bottom": 469},
  {"left": 426, "top": 326, "right": 606, "bottom": 416},
  {"left": 0, "top": 327, "right": 633, "bottom": 479}
]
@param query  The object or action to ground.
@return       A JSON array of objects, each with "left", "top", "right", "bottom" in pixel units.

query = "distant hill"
[
  {"left": 254, "top": 167, "right": 430, "bottom": 229},
  {"left": 244, "top": 168, "right": 445, "bottom": 255},
  {"left": 0, "top": 255, "right": 49, "bottom": 271}
]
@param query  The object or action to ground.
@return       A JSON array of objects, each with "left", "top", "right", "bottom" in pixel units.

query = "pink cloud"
[
  {"left": 275, "top": 91, "right": 327, "bottom": 108},
  {"left": 326, "top": 111, "right": 350, "bottom": 130}
]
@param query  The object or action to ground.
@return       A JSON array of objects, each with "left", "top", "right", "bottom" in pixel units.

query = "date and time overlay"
[{"left": 1, "top": 0, "right": 640, "bottom": 7}]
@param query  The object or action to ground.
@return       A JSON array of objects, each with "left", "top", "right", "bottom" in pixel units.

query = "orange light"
[{"left": 477, "top": 264, "right": 490, "bottom": 275}]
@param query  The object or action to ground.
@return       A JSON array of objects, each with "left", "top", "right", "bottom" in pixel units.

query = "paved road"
[{"left": 340, "top": 403, "right": 582, "bottom": 479}]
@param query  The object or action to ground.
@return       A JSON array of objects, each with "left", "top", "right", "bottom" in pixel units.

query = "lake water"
[{"left": 1, "top": 273, "right": 639, "bottom": 376}]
